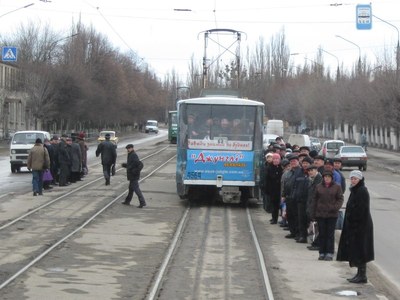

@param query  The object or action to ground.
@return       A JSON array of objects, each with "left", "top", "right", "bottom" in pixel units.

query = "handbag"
[
  {"left": 43, "top": 169, "right": 53, "bottom": 182},
  {"left": 336, "top": 210, "right": 344, "bottom": 230}
]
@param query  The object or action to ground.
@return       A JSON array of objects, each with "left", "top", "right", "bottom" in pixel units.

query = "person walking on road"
[
  {"left": 121, "top": 144, "right": 146, "bottom": 208},
  {"left": 95, "top": 133, "right": 117, "bottom": 185},
  {"left": 337, "top": 170, "right": 374, "bottom": 284},
  {"left": 311, "top": 170, "right": 344, "bottom": 261},
  {"left": 27, "top": 138, "right": 50, "bottom": 196}
]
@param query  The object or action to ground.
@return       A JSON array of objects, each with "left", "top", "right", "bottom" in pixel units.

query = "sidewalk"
[{"left": 260, "top": 214, "right": 396, "bottom": 299}]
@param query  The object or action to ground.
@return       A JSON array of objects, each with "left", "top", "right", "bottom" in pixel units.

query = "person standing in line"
[
  {"left": 281, "top": 154, "right": 303, "bottom": 239},
  {"left": 57, "top": 134, "right": 72, "bottom": 186},
  {"left": 306, "top": 164, "right": 323, "bottom": 251},
  {"left": 77, "top": 132, "right": 88, "bottom": 178},
  {"left": 27, "top": 138, "right": 50, "bottom": 196},
  {"left": 95, "top": 133, "right": 117, "bottom": 185},
  {"left": 337, "top": 170, "right": 374, "bottom": 284},
  {"left": 50, "top": 135, "right": 60, "bottom": 185},
  {"left": 264, "top": 153, "right": 282, "bottom": 224},
  {"left": 67, "top": 138, "right": 82, "bottom": 183},
  {"left": 121, "top": 144, "right": 146, "bottom": 208},
  {"left": 333, "top": 158, "right": 346, "bottom": 192},
  {"left": 311, "top": 170, "right": 343, "bottom": 261},
  {"left": 43, "top": 138, "right": 55, "bottom": 190}
]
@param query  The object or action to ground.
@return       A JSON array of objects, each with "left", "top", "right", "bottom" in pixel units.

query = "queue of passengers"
[
  {"left": 27, "top": 132, "right": 89, "bottom": 195},
  {"left": 263, "top": 137, "right": 345, "bottom": 260},
  {"left": 262, "top": 136, "right": 374, "bottom": 284}
]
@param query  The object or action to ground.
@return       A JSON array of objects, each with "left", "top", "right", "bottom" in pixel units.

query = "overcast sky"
[{"left": 1, "top": 0, "right": 400, "bottom": 78}]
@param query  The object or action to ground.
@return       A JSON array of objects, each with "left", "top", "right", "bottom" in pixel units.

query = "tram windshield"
[{"left": 179, "top": 104, "right": 261, "bottom": 151}]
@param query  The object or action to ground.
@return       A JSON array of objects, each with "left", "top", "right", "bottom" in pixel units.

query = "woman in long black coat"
[{"left": 337, "top": 170, "right": 374, "bottom": 284}]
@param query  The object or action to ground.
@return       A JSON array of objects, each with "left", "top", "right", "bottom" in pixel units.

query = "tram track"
[
  {"left": 0, "top": 145, "right": 176, "bottom": 291},
  {"left": 0, "top": 146, "right": 171, "bottom": 231},
  {"left": 147, "top": 203, "right": 275, "bottom": 300}
]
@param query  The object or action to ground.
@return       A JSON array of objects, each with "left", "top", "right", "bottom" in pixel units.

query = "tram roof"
[{"left": 177, "top": 97, "right": 264, "bottom": 107}]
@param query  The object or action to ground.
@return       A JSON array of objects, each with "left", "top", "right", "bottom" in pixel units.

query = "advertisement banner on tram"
[{"left": 185, "top": 149, "right": 254, "bottom": 181}]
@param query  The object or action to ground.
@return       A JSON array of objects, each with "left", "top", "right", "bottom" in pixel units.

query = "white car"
[
  {"left": 145, "top": 120, "right": 159, "bottom": 134},
  {"left": 319, "top": 140, "right": 345, "bottom": 158},
  {"left": 263, "top": 134, "right": 280, "bottom": 150}
]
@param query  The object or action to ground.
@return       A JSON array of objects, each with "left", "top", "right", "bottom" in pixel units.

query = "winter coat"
[
  {"left": 311, "top": 182, "right": 343, "bottom": 219},
  {"left": 282, "top": 166, "right": 303, "bottom": 202},
  {"left": 27, "top": 143, "right": 50, "bottom": 171},
  {"left": 306, "top": 173, "right": 322, "bottom": 218},
  {"left": 125, "top": 150, "right": 143, "bottom": 181},
  {"left": 264, "top": 164, "right": 282, "bottom": 200},
  {"left": 70, "top": 142, "right": 82, "bottom": 172},
  {"left": 95, "top": 140, "right": 117, "bottom": 165},
  {"left": 77, "top": 139, "right": 88, "bottom": 167},
  {"left": 44, "top": 143, "right": 55, "bottom": 169},
  {"left": 293, "top": 170, "right": 310, "bottom": 204},
  {"left": 337, "top": 179, "right": 374, "bottom": 266},
  {"left": 57, "top": 140, "right": 71, "bottom": 166}
]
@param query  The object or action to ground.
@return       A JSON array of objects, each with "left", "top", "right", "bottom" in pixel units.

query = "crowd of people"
[
  {"left": 27, "top": 132, "right": 147, "bottom": 209},
  {"left": 27, "top": 133, "right": 89, "bottom": 195},
  {"left": 262, "top": 136, "right": 374, "bottom": 284}
]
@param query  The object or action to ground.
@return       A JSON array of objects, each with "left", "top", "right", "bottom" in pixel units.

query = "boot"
[
  {"left": 347, "top": 268, "right": 360, "bottom": 282},
  {"left": 349, "top": 264, "right": 367, "bottom": 284}
]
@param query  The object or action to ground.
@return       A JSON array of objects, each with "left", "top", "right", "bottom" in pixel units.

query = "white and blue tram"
[{"left": 176, "top": 96, "right": 265, "bottom": 204}]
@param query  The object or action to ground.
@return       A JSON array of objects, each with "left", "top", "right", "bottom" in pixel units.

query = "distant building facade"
[{"left": 0, "top": 62, "right": 33, "bottom": 139}]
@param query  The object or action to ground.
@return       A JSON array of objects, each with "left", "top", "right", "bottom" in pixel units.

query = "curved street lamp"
[
  {"left": 0, "top": 3, "right": 34, "bottom": 19},
  {"left": 321, "top": 49, "right": 340, "bottom": 80},
  {"left": 335, "top": 35, "right": 362, "bottom": 75},
  {"left": 373, "top": 14, "right": 400, "bottom": 80}
]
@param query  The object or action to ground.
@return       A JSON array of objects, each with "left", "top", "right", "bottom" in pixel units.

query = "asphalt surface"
[{"left": 1, "top": 138, "right": 400, "bottom": 298}]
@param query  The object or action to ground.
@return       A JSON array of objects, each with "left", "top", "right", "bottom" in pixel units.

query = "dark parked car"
[{"left": 334, "top": 145, "right": 367, "bottom": 171}]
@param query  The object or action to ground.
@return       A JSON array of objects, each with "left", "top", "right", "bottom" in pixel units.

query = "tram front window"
[{"left": 183, "top": 104, "right": 256, "bottom": 144}]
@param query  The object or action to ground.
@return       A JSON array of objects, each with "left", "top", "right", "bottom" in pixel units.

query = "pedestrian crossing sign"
[{"left": 2, "top": 47, "right": 17, "bottom": 62}]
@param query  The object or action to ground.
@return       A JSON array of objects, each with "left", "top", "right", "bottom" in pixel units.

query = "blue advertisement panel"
[{"left": 185, "top": 149, "right": 254, "bottom": 181}]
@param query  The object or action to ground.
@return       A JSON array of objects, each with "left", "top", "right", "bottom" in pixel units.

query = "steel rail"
[{"left": 0, "top": 152, "right": 176, "bottom": 290}]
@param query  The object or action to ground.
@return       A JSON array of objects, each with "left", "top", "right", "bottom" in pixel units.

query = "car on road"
[
  {"left": 145, "top": 120, "right": 159, "bottom": 134},
  {"left": 310, "top": 137, "right": 322, "bottom": 152},
  {"left": 263, "top": 134, "right": 279, "bottom": 150},
  {"left": 97, "top": 130, "right": 119, "bottom": 146},
  {"left": 319, "top": 139, "right": 345, "bottom": 158},
  {"left": 334, "top": 145, "right": 368, "bottom": 171}
]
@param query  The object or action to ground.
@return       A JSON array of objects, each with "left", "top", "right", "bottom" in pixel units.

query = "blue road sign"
[
  {"left": 356, "top": 4, "right": 372, "bottom": 30},
  {"left": 2, "top": 47, "right": 17, "bottom": 62}
]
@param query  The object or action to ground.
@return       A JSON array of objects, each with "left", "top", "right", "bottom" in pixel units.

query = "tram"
[
  {"left": 168, "top": 110, "right": 178, "bottom": 144},
  {"left": 176, "top": 96, "right": 265, "bottom": 204}
]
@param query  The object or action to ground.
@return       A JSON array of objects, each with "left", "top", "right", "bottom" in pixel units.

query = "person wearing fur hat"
[
  {"left": 311, "top": 170, "right": 343, "bottom": 261},
  {"left": 27, "top": 138, "right": 50, "bottom": 196},
  {"left": 337, "top": 170, "right": 374, "bottom": 284}
]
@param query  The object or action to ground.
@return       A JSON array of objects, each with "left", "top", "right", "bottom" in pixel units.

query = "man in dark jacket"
[
  {"left": 95, "top": 133, "right": 117, "bottom": 185},
  {"left": 57, "top": 134, "right": 72, "bottom": 186},
  {"left": 121, "top": 144, "right": 146, "bottom": 208}
]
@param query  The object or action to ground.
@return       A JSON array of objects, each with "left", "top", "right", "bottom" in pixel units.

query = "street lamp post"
[
  {"left": 290, "top": 53, "right": 324, "bottom": 76},
  {"left": 321, "top": 49, "right": 340, "bottom": 80},
  {"left": 0, "top": 3, "right": 34, "bottom": 19},
  {"left": 335, "top": 35, "right": 362, "bottom": 75},
  {"left": 175, "top": 86, "right": 190, "bottom": 110},
  {"left": 373, "top": 14, "right": 400, "bottom": 81}
]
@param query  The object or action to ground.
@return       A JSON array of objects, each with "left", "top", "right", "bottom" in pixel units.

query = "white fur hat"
[{"left": 349, "top": 170, "right": 363, "bottom": 180}]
